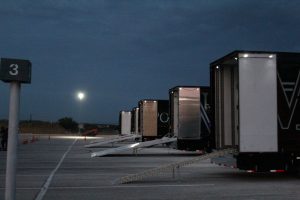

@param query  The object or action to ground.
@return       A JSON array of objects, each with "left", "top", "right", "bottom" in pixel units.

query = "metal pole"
[{"left": 5, "top": 82, "right": 21, "bottom": 200}]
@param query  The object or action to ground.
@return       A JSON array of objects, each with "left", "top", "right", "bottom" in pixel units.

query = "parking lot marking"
[
  {"left": 49, "top": 184, "right": 216, "bottom": 189},
  {"left": 34, "top": 139, "right": 77, "bottom": 200},
  {"left": 0, "top": 184, "right": 215, "bottom": 190}
]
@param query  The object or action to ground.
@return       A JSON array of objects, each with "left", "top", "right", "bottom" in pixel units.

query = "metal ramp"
[
  {"left": 85, "top": 134, "right": 141, "bottom": 148},
  {"left": 91, "top": 137, "right": 177, "bottom": 157},
  {"left": 89, "top": 135, "right": 125, "bottom": 144},
  {"left": 117, "top": 148, "right": 237, "bottom": 184}
]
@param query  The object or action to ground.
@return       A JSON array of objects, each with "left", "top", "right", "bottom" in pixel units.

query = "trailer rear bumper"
[{"left": 236, "top": 153, "right": 300, "bottom": 172}]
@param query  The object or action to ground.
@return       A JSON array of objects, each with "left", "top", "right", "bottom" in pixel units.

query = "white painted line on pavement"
[
  {"left": 0, "top": 184, "right": 215, "bottom": 190},
  {"left": 0, "top": 187, "right": 41, "bottom": 190},
  {"left": 34, "top": 139, "right": 77, "bottom": 200},
  {"left": 48, "top": 184, "right": 216, "bottom": 189},
  {"left": 0, "top": 173, "right": 131, "bottom": 177}
]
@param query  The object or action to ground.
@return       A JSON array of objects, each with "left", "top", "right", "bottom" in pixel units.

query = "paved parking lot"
[{"left": 0, "top": 135, "right": 299, "bottom": 200}]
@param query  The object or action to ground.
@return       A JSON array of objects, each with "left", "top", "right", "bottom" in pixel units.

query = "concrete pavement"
[{"left": 0, "top": 135, "right": 299, "bottom": 200}]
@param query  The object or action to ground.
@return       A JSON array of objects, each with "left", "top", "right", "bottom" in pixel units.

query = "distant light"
[
  {"left": 196, "top": 88, "right": 200, "bottom": 91},
  {"left": 77, "top": 92, "right": 85, "bottom": 101},
  {"left": 234, "top": 57, "right": 238, "bottom": 60},
  {"left": 179, "top": 87, "right": 182, "bottom": 90},
  {"left": 144, "top": 100, "right": 147, "bottom": 103},
  {"left": 243, "top": 54, "right": 249, "bottom": 58},
  {"left": 216, "top": 66, "right": 219, "bottom": 69},
  {"left": 269, "top": 55, "right": 274, "bottom": 58},
  {"left": 153, "top": 100, "right": 157, "bottom": 103}
]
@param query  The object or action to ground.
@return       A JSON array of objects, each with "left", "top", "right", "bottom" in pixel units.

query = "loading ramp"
[
  {"left": 117, "top": 148, "right": 237, "bottom": 184},
  {"left": 85, "top": 134, "right": 141, "bottom": 148},
  {"left": 91, "top": 137, "right": 177, "bottom": 157},
  {"left": 89, "top": 135, "right": 126, "bottom": 144}
]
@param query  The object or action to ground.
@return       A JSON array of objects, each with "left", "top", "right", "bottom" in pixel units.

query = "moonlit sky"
[{"left": 0, "top": 0, "right": 300, "bottom": 124}]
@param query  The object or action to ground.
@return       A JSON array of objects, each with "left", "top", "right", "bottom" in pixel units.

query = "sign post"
[{"left": 0, "top": 58, "right": 31, "bottom": 200}]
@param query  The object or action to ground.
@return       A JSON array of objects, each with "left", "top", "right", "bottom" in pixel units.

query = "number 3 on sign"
[{"left": 9, "top": 64, "right": 19, "bottom": 76}]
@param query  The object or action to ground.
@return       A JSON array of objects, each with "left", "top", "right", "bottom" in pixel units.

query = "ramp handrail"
[
  {"left": 85, "top": 134, "right": 141, "bottom": 148},
  {"left": 118, "top": 148, "right": 237, "bottom": 184},
  {"left": 91, "top": 137, "right": 177, "bottom": 157}
]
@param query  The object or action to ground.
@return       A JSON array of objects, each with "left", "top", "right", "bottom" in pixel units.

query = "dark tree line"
[{"left": 58, "top": 117, "right": 78, "bottom": 132}]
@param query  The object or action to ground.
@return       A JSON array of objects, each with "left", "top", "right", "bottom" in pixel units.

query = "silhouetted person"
[{"left": 1, "top": 126, "right": 8, "bottom": 151}]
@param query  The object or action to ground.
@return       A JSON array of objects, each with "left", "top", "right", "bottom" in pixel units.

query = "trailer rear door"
[
  {"left": 239, "top": 53, "right": 278, "bottom": 152},
  {"left": 142, "top": 101, "right": 157, "bottom": 137}
]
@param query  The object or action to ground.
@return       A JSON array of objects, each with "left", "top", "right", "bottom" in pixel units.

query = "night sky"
[{"left": 0, "top": 0, "right": 300, "bottom": 124}]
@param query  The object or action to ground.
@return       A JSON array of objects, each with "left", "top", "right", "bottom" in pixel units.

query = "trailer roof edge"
[
  {"left": 210, "top": 50, "right": 300, "bottom": 66},
  {"left": 169, "top": 85, "right": 209, "bottom": 91}
]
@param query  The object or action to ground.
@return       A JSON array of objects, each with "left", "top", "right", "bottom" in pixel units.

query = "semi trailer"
[
  {"left": 138, "top": 100, "right": 169, "bottom": 141},
  {"left": 210, "top": 50, "right": 300, "bottom": 173},
  {"left": 169, "top": 86, "right": 211, "bottom": 150},
  {"left": 119, "top": 111, "right": 132, "bottom": 135}
]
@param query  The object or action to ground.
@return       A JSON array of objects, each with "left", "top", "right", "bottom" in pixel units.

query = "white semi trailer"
[
  {"left": 138, "top": 100, "right": 169, "bottom": 141},
  {"left": 211, "top": 51, "right": 300, "bottom": 173},
  {"left": 169, "top": 86, "right": 211, "bottom": 150},
  {"left": 119, "top": 111, "right": 132, "bottom": 135}
]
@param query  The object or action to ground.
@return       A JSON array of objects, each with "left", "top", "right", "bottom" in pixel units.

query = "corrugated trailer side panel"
[
  {"left": 220, "top": 66, "right": 234, "bottom": 148},
  {"left": 170, "top": 87, "right": 201, "bottom": 140},
  {"left": 212, "top": 63, "right": 238, "bottom": 149},
  {"left": 170, "top": 86, "right": 212, "bottom": 150},
  {"left": 178, "top": 88, "right": 201, "bottom": 139}
]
